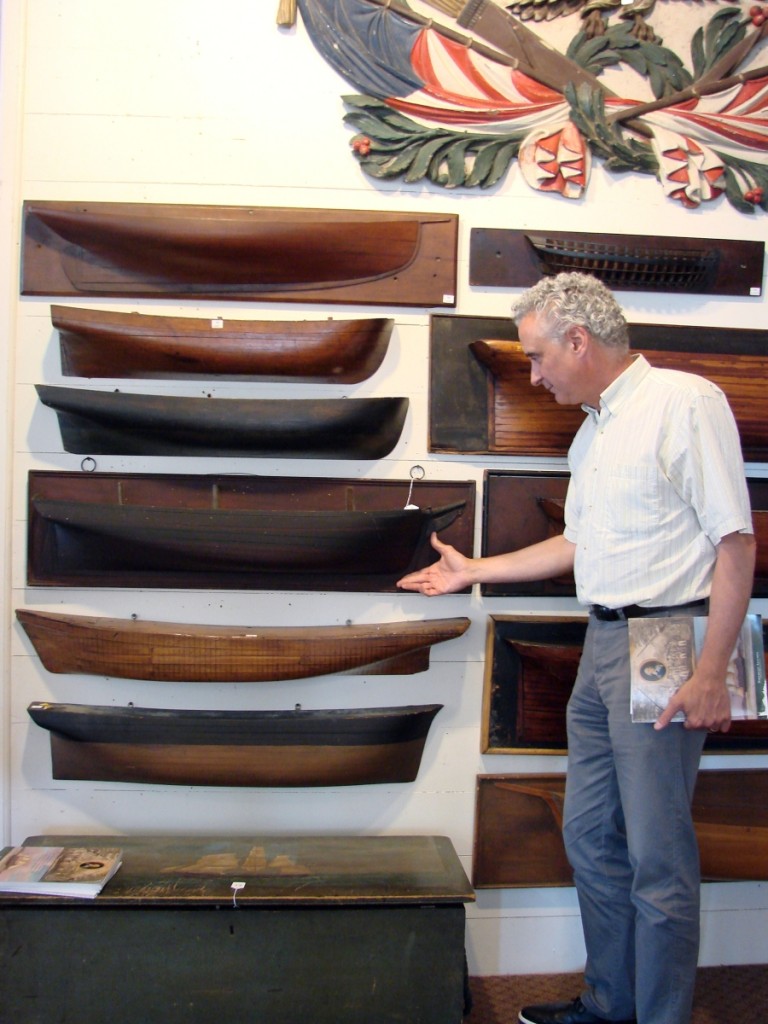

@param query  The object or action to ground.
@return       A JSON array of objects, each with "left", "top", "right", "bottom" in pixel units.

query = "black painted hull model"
[
  {"left": 35, "top": 385, "right": 409, "bottom": 459},
  {"left": 27, "top": 471, "right": 475, "bottom": 591},
  {"left": 27, "top": 702, "right": 443, "bottom": 787},
  {"left": 52, "top": 305, "right": 394, "bottom": 382},
  {"left": 16, "top": 610, "right": 470, "bottom": 681}
]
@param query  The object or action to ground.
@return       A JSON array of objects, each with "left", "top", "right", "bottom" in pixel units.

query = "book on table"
[
  {"left": 0, "top": 845, "right": 122, "bottom": 898},
  {"left": 629, "top": 613, "right": 766, "bottom": 724}
]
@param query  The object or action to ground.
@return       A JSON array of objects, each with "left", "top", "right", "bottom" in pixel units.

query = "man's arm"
[
  {"left": 396, "top": 532, "right": 576, "bottom": 596},
  {"left": 655, "top": 530, "right": 757, "bottom": 732}
]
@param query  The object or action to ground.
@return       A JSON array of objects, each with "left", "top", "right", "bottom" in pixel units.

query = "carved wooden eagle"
[{"left": 506, "top": 0, "right": 720, "bottom": 41}]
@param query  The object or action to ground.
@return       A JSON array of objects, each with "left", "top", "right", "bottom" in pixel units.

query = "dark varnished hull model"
[
  {"left": 27, "top": 471, "right": 474, "bottom": 591},
  {"left": 22, "top": 201, "right": 458, "bottom": 306},
  {"left": 52, "top": 305, "right": 394, "bottom": 382},
  {"left": 27, "top": 702, "right": 443, "bottom": 787},
  {"left": 16, "top": 610, "right": 470, "bottom": 681},
  {"left": 35, "top": 385, "right": 409, "bottom": 459}
]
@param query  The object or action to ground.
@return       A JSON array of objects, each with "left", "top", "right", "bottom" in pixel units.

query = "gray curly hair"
[{"left": 511, "top": 272, "right": 629, "bottom": 350}]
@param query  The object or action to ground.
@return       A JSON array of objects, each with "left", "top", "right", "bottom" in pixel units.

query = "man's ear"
[{"left": 566, "top": 324, "right": 589, "bottom": 354}]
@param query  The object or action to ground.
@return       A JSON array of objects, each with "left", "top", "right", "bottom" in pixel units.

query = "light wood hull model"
[
  {"left": 27, "top": 702, "right": 443, "bottom": 787},
  {"left": 16, "top": 610, "right": 470, "bottom": 681},
  {"left": 52, "top": 305, "right": 394, "bottom": 382},
  {"left": 35, "top": 385, "right": 409, "bottom": 459}
]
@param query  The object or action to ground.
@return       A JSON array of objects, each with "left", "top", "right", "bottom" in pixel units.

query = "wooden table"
[{"left": 0, "top": 833, "right": 474, "bottom": 1024}]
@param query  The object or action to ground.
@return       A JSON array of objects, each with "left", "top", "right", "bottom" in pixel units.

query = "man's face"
[{"left": 518, "top": 311, "right": 582, "bottom": 405}]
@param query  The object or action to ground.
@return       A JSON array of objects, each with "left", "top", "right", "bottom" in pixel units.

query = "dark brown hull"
[
  {"left": 27, "top": 702, "right": 443, "bottom": 787},
  {"left": 35, "top": 385, "right": 408, "bottom": 459},
  {"left": 27, "top": 471, "right": 475, "bottom": 592},
  {"left": 16, "top": 610, "right": 470, "bottom": 681},
  {"left": 52, "top": 305, "right": 394, "bottom": 382},
  {"left": 23, "top": 201, "right": 458, "bottom": 306}
]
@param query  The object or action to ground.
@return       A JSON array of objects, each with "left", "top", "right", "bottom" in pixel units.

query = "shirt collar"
[{"left": 582, "top": 353, "right": 650, "bottom": 421}]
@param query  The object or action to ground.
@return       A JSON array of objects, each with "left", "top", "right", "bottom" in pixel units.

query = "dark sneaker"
[{"left": 518, "top": 996, "right": 637, "bottom": 1024}]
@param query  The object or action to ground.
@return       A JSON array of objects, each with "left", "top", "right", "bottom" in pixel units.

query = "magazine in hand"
[
  {"left": 629, "top": 613, "right": 766, "bottom": 724},
  {"left": 0, "top": 845, "right": 122, "bottom": 898}
]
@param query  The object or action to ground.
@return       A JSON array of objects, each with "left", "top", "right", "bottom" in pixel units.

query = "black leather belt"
[{"left": 589, "top": 599, "right": 709, "bottom": 621}]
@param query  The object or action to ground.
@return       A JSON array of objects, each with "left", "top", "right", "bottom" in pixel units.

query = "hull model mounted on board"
[
  {"left": 35, "top": 385, "right": 409, "bottom": 460},
  {"left": 22, "top": 201, "right": 458, "bottom": 307},
  {"left": 27, "top": 471, "right": 475, "bottom": 592},
  {"left": 51, "top": 305, "right": 395, "bottom": 382},
  {"left": 27, "top": 702, "right": 443, "bottom": 787},
  {"left": 16, "top": 610, "right": 470, "bottom": 682}
]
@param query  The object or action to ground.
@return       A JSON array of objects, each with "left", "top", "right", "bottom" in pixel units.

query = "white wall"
[{"left": 2, "top": 0, "right": 767, "bottom": 975}]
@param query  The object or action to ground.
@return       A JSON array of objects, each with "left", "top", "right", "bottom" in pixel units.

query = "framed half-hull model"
[
  {"left": 468, "top": 229, "right": 764, "bottom": 297},
  {"left": 482, "top": 473, "right": 768, "bottom": 600},
  {"left": 27, "top": 472, "right": 475, "bottom": 593},
  {"left": 430, "top": 315, "right": 768, "bottom": 461},
  {"left": 22, "top": 201, "right": 458, "bottom": 308},
  {"left": 473, "top": 770, "right": 768, "bottom": 888},
  {"left": 483, "top": 615, "right": 768, "bottom": 755}
]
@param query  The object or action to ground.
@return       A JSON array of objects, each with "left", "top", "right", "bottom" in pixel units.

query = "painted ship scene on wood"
[
  {"left": 27, "top": 702, "right": 443, "bottom": 787},
  {"left": 35, "top": 385, "right": 409, "bottom": 459},
  {"left": 27, "top": 471, "right": 475, "bottom": 592},
  {"left": 16, "top": 610, "right": 471, "bottom": 681},
  {"left": 52, "top": 305, "right": 395, "bottom": 382},
  {"left": 22, "top": 201, "right": 458, "bottom": 306}
]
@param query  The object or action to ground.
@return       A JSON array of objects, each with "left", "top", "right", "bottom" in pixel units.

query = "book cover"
[
  {"left": 629, "top": 613, "right": 766, "bottom": 724},
  {"left": 0, "top": 845, "right": 122, "bottom": 898}
]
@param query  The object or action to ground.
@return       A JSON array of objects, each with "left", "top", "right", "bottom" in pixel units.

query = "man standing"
[{"left": 397, "top": 273, "right": 755, "bottom": 1024}]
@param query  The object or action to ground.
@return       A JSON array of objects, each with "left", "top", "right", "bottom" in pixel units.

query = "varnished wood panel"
[
  {"left": 22, "top": 201, "right": 458, "bottom": 307},
  {"left": 473, "top": 770, "right": 768, "bottom": 887}
]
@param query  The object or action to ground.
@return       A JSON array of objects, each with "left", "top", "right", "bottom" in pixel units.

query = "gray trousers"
[{"left": 563, "top": 616, "right": 706, "bottom": 1024}]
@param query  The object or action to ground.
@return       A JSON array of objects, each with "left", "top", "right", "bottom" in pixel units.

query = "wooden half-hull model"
[
  {"left": 27, "top": 472, "right": 475, "bottom": 591},
  {"left": 22, "top": 201, "right": 458, "bottom": 307},
  {"left": 430, "top": 315, "right": 768, "bottom": 462},
  {"left": 469, "top": 228, "right": 764, "bottom": 296},
  {"left": 470, "top": 338, "right": 768, "bottom": 460},
  {"left": 483, "top": 615, "right": 768, "bottom": 754},
  {"left": 27, "top": 702, "right": 443, "bottom": 787},
  {"left": 35, "top": 385, "right": 409, "bottom": 459},
  {"left": 16, "top": 610, "right": 470, "bottom": 682},
  {"left": 472, "top": 770, "right": 768, "bottom": 887},
  {"left": 52, "top": 305, "right": 394, "bottom": 382}
]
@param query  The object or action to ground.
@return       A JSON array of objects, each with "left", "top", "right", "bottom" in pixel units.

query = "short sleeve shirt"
[{"left": 563, "top": 354, "right": 753, "bottom": 608}]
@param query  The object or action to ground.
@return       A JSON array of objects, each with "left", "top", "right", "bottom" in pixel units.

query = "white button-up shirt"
[{"left": 564, "top": 354, "right": 753, "bottom": 609}]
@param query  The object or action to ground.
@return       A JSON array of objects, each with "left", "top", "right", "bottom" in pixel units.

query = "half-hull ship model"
[
  {"left": 429, "top": 315, "right": 768, "bottom": 461},
  {"left": 22, "top": 201, "right": 458, "bottom": 307},
  {"left": 470, "top": 338, "right": 768, "bottom": 460},
  {"left": 52, "top": 305, "right": 394, "bottom": 382},
  {"left": 472, "top": 771, "right": 768, "bottom": 887},
  {"left": 481, "top": 472, "right": 768, "bottom": 599},
  {"left": 27, "top": 472, "right": 475, "bottom": 592},
  {"left": 35, "top": 385, "right": 409, "bottom": 460},
  {"left": 27, "top": 702, "right": 443, "bottom": 787},
  {"left": 483, "top": 615, "right": 768, "bottom": 754},
  {"left": 469, "top": 228, "right": 764, "bottom": 296},
  {"left": 16, "top": 610, "right": 470, "bottom": 682}
]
